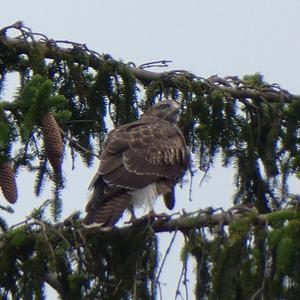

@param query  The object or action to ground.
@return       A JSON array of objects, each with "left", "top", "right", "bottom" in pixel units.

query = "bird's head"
[{"left": 143, "top": 100, "right": 181, "bottom": 123}]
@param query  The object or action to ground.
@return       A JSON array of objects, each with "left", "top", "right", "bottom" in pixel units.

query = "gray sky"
[{"left": 1, "top": 0, "right": 300, "bottom": 298}]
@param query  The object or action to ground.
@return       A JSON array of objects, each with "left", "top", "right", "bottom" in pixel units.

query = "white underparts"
[{"left": 129, "top": 183, "right": 158, "bottom": 211}]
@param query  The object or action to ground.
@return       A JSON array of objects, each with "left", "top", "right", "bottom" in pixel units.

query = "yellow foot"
[
  {"left": 125, "top": 214, "right": 139, "bottom": 225},
  {"left": 150, "top": 211, "right": 169, "bottom": 219},
  {"left": 145, "top": 211, "right": 170, "bottom": 223},
  {"left": 126, "top": 210, "right": 170, "bottom": 226}
]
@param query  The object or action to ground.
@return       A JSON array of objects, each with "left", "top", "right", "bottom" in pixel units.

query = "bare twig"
[
  {"left": 183, "top": 261, "right": 189, "bottom": 300},
  {"left": 61, "top": 119, "right": 98, "bottom": 125},
  {"left": 8, "top": 199, "right": 51, "bottom": 231},
  {"left": 157, "top": 282, "right": 163, "bottom": 300},
  {"left": 0, "top": 204, "right": 14, "bottom": 213},
  {"left": 139, "top": 60, "right": 172, "bottom": 69},
  {"left": 36, "top": 219, "right": 56, "bottom": 262},
  {"left": 59, "top": 127, "right": 100, "bottom": 159},
  {"left": 156, "top": 229, "right": 178, "bottom": 284},
  {"left": 174, "top": 260, "right": 187, "bottom": 300},
  {"left": 0, "top": 21, "right": 24, "bottom": 35}
]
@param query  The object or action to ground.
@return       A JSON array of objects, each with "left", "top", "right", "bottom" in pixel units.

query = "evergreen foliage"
[
  {"left": 0, "top": 214, "right": 158, "bottom": 299},
  {"left": 0, "top": 23, "right": 300, "bottom": 299}
]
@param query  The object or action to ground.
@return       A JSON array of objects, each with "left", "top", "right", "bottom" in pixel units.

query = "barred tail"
[{"left": 83, "top": 190, "right": 131, "bottom": 230}]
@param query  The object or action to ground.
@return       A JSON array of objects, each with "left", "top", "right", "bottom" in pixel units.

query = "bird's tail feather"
[{"left": 83, "top": 191, "right": 131, "bottom": 230}]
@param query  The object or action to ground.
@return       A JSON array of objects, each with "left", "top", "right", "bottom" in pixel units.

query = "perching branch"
[
  {"left": 1, "top": 205, "right": 294, "bottom": 240},
  {"left": 1, "top": 24, "right": 300, "bottom": 104},
  {"left": 139, "top": 207, "right": 264, "bottom": 233},
  {"left": 0, "top": 205, "right": 299, "bottom": 298},
  {"left": 79, "top": 205, "right": 291, "bottom": 236},
  {"left": 108, "top": 204, "right": 299, "bottom": 235}
]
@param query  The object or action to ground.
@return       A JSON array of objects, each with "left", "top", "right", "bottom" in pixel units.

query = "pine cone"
[
  {"left": 0, "top": 162, "right": 18, "bottom": 204},
  {"left": 41, "top": 112, "right": 64, "bottom": 173}
]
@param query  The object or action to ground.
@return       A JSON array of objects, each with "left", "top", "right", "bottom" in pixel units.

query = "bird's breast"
[{"left": 129, "top": 183, "right": 158, "bottom": 210}]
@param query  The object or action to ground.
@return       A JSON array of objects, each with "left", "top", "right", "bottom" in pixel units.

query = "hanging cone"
[
  {"left": 0, "top": 162, "right": 18, "bottom": 204},
  {"left": 41, "top": 112, "right": 64, "bottom": 173}
]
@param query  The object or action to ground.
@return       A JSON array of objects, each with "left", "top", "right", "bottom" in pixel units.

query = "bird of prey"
[{"left": 83, "top": 100, "right": 190, "bottom": 229}]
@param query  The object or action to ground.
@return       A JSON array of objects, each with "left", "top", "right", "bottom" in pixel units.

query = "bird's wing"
[{"left": 98, "top": 117, "right": 189, "bottom": 189}]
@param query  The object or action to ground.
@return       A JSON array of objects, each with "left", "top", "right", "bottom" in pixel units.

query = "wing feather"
[
  {"left": 94, "top": 116, "right": 189, "bottom": 193},
  {"left": 123, "top": 148, "right": 183, "bottom": 178},
  {"left": 125, "top": 121, "right": 189, "bottom": 176},
  {"left": 103, "top": 164, "right": 159, "bottom": 189}
]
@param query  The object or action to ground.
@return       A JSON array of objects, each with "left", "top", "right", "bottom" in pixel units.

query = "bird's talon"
[
  {"left": 125, "top": 216, "right": 139, "bottom": 225},
  {"left": 148, "top": 212, "right": 170, "bottom": 221}
]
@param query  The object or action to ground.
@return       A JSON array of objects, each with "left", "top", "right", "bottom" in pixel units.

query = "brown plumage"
[{"left": 83, "top": 100, "right": 190, "bottom": 229}]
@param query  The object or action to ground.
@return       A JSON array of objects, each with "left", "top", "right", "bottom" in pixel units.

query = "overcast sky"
[{"left": 1, "top": 1, "right": 300, "bottom": 299}]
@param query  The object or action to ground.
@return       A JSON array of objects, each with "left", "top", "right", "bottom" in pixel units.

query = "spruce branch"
[
  {"left": 15, "top": 205, "right": 300, "bottom": 238},
  {"left": 1, "top": 25, "right": 300, "bottom": 104},
  {"left": 44, "top": 273, "right": 65, "bottom": 297},
  {"left": 0, "top": 205, "right": 272, "bottom": 246},
  {"left": 1, "top": 22, "right": 300, "bottom": 300},
  {"left": 0, "top": 205, "right": 298, "bottom": 298}
]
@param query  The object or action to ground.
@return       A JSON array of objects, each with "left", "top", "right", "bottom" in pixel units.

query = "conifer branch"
[
  {"left": 44, "top": 273, "right": 65, "bottom": 297},
  {"left": 121, "top": 207, "right": 266, "bottom": 234},
  {"left": 103, "top": 204, "right": 297, "bottom": 234},
  {"left": 1, "top": 31, "right": 300, "bottom": 104},
  {"left": 2, "top": 22, "right": 300, "bottom": 300},
  {"left": 0, "top": 206, "right": 298, "bottom": 298},
  {"left": 2, "top": 205, "right": 295, "bottom": 239},
  {"left": 82, "top": 205, "right": 292, "bottom": 235}
]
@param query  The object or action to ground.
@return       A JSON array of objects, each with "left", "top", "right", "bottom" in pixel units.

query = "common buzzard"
[{"left": 83, "top": 100, "right": 190, "bottom": 229}]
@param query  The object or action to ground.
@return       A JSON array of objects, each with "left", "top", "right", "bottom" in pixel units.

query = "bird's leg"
[
  {"left": 126, "top": 207, "right": 170, "bottom": 225},
  {"left": 147, "top": 208, "right": 170, "bottom": 221},
  {"left": 125, "top": 205, "right": 138, "bottom": 224}
]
